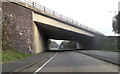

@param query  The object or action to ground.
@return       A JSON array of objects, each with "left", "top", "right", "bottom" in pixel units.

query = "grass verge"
[{"left": 2, "top": 49, "right": 32, "bottom": 63}]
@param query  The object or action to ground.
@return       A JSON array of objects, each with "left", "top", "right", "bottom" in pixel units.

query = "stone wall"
[{"left": 2, "top": 2, "right": 34, "bottom": 53}]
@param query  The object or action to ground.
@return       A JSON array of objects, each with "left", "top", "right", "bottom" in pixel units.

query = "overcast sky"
[{"left": 33, "top": 0, "right": 119, "bottom": 44}]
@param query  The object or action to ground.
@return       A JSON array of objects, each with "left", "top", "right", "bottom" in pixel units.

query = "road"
[
  {"left": 20, "top": 51, "right": 118, "bottom": 72},
  {"left": 77, "top": 50, "right": 120, "bottom": 65}
]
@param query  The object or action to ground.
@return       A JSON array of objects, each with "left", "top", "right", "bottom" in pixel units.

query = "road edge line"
[
  {"left": 33, "top": 53, "right": 57, "bottom": 74},
  {"left": 14, "top": 53, "right": 54, "bottom": 72}
]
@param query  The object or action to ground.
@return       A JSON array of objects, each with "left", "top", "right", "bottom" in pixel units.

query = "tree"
[
  {"left": 117, "top": 12, "right": 120, "bottom": 33},
  {"left": 59, "top": 41, "right": 77, "bottom": 49},
  {"left": 113, "top": 11, "right": 120, "bottom": 34}
]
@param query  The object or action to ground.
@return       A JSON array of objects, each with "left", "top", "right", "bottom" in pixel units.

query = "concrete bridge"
[{"left": 1, "top": 0, "right": 105, "bottom": 54}]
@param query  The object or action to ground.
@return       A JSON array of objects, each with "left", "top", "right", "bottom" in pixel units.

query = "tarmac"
[{"left": 77, "top": 50, "right": 120, "bottom": 66}]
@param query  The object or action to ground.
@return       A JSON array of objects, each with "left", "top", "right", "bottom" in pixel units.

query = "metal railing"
[{"left": 11, "top": 0, "right": 103, "bottom": 35}]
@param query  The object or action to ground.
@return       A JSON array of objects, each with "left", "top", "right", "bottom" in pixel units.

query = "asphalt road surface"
[
  {"left": 78, "top": 50, "right": 119, "bottom": 65},
  {"left": 20, "top": 51, "right": 118, "bottom": 73}
]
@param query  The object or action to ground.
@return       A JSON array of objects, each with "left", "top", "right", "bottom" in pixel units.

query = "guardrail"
[{"left": 7, "top": 0, "right": 103, "bottom": 35}]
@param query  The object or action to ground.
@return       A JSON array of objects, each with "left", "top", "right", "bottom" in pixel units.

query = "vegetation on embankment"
[
  {"left": 1, "top": 14, "right": 32, "bottom": 63},
  {"left": 2, "top": 49, "right": 32, "bottom": 63},
  {"left": 59, "top": 41, "right": 77, "bottom": 49},
  {"left": 95, "top": 49, "right": 120, "bottom": 52}
]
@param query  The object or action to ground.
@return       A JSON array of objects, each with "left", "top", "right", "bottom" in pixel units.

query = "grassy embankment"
[{"left": 2, "top": 49, "right": 32, "bottom": 63}]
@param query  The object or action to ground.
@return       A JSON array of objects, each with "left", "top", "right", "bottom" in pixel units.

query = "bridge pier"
[
  {"left": 33, "top": 22, "right": 48, "bottom": 54},
  {"left": 76, "top": 42, "right": 84, "bottom": 49}
]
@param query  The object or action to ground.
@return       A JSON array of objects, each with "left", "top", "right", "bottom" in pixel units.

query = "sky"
[{"left": 32, "top": 0, "right": 119, "bottom": 44}]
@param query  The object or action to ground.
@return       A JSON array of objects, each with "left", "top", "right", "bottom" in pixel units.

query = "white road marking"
[{"left": 33, "top": 53, "right": 57, "bottom": 74}]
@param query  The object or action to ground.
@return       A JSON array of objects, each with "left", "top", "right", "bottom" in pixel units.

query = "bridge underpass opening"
[
  {"left": 49, "top": 39, "right": 78, "bottom": 51},
  {"left": 49, "top": 39, "right": 62, "bottom": 51}
]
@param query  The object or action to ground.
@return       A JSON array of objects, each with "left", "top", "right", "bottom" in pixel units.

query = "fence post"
[
  {"left": 53, "top": 11, "right": 55, "bottom": 16},
  {"left": 32, "top": 2, "right": 34, "bottom": 7},
  {"left": 44, "top": 7, "right": 45, "bottom": 12}
]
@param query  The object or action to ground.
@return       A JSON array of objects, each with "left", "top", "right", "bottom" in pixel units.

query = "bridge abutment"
[
  {"left": 2, "top": 2, "right": 34, "bottom": 53},
  {"left": 2, "top": 2, "right": 49, "bottom": 54}
]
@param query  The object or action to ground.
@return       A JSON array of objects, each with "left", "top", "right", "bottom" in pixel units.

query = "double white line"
[{"left": 33, "top": 53, "right": 57, "bottom": 74}]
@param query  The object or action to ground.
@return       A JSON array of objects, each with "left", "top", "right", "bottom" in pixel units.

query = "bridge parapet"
[{"left": 2, "top": 0, "right": 104, "bottom": 35}]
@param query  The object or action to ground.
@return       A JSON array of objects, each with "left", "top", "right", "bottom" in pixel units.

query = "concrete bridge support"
[
  {"left": 33, "top": 22, "right": 48, "bottom": 54},
  {"left": 77, "top": 42, "right": 84, "bottom": 49}
]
